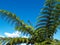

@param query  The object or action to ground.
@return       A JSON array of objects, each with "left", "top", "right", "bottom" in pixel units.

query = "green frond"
[{"left": 0, "top": 10, "right": 35, "bottom": 36}]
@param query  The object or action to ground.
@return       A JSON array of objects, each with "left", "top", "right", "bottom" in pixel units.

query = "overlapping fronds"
[
  {"left": 36, "top": 0, "right": 59, "bottom": 41},
  {"left": 0, "top": 10, "right": 34, "bottom": 35},
  {"left": 1, "top": 38, "right": 29, "bottom": 45},
  {"left": 8, "top": 38, "right": 29, "bottom": 44},
  {"left": 0, "top": 0, "right": 60, "bottom": 44}
]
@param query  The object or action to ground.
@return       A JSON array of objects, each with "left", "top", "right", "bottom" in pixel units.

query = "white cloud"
[
  {"left": 4, "top": 31, "right": 21, "bottom": 38},
  {"left": 0, "top": 31, "right": 29, "bottom": 38}
]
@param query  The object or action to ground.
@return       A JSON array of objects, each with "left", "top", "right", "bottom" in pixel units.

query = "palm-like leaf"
[
  {"left": 36, "top": 0, "right": 58, "bottom": 41},
  {"left": 6, "top": 38, "right": 29, "bottom": 45},
  {"left": 0, "top": 10, "right": 35, "bottom": 36},
  {"left": 0, "top": 0, "right": 60, "bottom": 44}
]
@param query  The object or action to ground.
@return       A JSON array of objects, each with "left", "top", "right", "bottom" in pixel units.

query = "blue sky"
[{"left": 0, "top": 0, "right": 60, "bottom": 40}]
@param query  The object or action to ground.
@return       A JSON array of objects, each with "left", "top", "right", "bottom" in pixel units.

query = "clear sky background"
[{"left": 0, "top": 0, "right": 60, "bottom": 40}]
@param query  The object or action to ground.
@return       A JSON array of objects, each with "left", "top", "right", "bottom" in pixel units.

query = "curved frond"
[{"left": 0, "top": 10, "right": 35, "bottom": 36}]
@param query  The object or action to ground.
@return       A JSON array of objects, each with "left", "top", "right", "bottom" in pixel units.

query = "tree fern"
[{"left": 36, "top": 0, "right": 57, "bottom": 41}]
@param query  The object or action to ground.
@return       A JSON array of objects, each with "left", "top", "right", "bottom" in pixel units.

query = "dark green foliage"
[
  {"left": 36, "top": 0, "right": 59, "bottom": 41},
  {"left": 0, "top": 10, "right": 34, "bottom": 35},
  {"left": 0, "top": 0, "right": 60, "bottom": 45}
]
